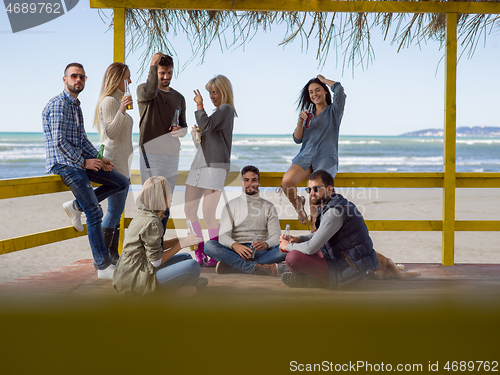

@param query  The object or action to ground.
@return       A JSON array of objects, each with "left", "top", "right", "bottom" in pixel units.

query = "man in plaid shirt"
[{"left": 43, "top": 63, "right": 129, "bottom": 280}]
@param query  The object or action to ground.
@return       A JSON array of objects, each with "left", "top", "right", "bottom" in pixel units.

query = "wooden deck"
[{"left": 1, "top": 260, "right": 499, "bottom": 303}]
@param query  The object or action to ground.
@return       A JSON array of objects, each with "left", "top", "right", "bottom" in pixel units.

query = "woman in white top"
[
  {"left": 185, "top": 75, "right": 237, "bottom": 266},
  {"left": 93, "top": 62, "right": 134, "bottom": 264}
]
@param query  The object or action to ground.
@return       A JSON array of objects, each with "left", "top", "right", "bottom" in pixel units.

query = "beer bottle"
[
  {"left": 96, "top": 145, "right": 105, "bottom": 160},
  {"left": 124, "top": 80, "right": 133, "bottom": 110},
  {"left": 284, "top": 224, "right": 291, "bottom": 241}
]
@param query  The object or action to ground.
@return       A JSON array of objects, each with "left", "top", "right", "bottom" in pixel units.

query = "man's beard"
[
  {"left": 310, "top": 196, "right": 327, "bottom": 206},
  {"left": 245, "top": 187, "right": 259, "bottom": 195},
  {"left": 67, "top": 84, "right": 84, "bottom": 94}
]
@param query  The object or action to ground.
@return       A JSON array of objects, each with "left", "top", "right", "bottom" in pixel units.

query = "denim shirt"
[
  {"left": 42, "top": 90, "right": 97, "bottom": 173},
  {"left": 291, "top": 82, "right": 346, "bottom": 174}
]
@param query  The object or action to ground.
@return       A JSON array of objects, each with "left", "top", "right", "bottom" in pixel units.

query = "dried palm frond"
[{"left": 108, "top": 1, "right": 500, "bottom": 75}]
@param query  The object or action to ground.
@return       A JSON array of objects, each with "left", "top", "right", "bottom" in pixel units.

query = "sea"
[{"left": 1, "top": 132, "right": 500, "bottom": 180}]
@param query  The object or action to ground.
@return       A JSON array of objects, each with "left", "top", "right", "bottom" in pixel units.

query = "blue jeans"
[
  {"left": 102, "top": 178, "right": 129, "bottom": 229},
  {"left": 156, "top": 253, "right": 201, "bottom": 289},
  {"left": 204, "top": 240, "right": 286, "bottom": 274},
  {"left": 52, "top": 164, "right": 129, "bottom": 270}
]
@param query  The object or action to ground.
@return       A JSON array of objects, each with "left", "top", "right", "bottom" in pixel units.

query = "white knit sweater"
[
  {"left": 219, "top": 191, "right": 281, "bottom": 249},
  {"left": 98, "top": 89, "right": 134, "bottom": 177}
]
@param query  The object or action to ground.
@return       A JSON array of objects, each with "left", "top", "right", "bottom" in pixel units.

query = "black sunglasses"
[
  {"left": 69, "top": 73, "right": 87, "bottom": 81},
  {"left": 305, "top": 185, "right": 326, "bottom": 194}
]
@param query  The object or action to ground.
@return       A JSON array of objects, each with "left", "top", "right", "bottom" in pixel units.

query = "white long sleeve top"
[
  {"left": 219, "top": 191, "right": 281, "bottom": 249},
  {"left": 98, "top": 89, "right": 134, "bottom": 177}
]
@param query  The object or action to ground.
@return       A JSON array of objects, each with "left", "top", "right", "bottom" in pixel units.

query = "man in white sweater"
[{"left": 204, "top": 165, "right": 286, "bottom": 276}]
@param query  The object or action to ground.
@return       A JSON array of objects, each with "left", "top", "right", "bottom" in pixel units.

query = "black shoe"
[{"left": 281, "top": 272, "right": 326, "bottom": 288}]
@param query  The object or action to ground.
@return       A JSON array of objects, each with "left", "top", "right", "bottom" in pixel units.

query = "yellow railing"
[{"left": 1, "top": 171, "right": 499, "bottom": 263}]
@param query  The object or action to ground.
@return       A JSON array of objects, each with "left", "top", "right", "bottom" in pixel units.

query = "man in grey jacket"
[{"left": 204, "top": 165, "right": 286, "bottom": 276}]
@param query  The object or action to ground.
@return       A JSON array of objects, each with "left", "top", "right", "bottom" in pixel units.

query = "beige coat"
[{"left": 113, "top": 205, "right": 163, "bottom": 295}]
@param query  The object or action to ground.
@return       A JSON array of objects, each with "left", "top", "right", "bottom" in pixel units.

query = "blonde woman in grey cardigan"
[
  {"left": 184, "top": 75, "right": 237, "bottom": 267},
  {"left": 93, "top": 62, "right": 134, "bottom": 264}
]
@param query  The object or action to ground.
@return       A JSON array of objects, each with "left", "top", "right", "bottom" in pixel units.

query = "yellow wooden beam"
[
  {"left": 4, "top": 172, "right": 500, "bottom": 200},
  {"left": 442, "top": 12, "right": 457, "bottom": 266},
  {"left": 134, "top": 170, "right": 447, "bottom": 188},
  {"left": 456, "top": 173, "right": 500, "bottom": 188},
  {"left": 114, "top": 7, "right": 126, "bottom": 63},
  {"left": 366, "top": 220, "right": 442, "bottom": 232},
  {"left": 0, "top": 225, "right": 87, "bottom": 255},
  {"left": 0, "top": 175, "right": 70, "bottom": 199},
  {"left": 90, "top": 0, "right": 500, "bottom": 14},
  {"left": 3, "top": 218, "right": 499, "bottom": 254},
  {"left": 455, "top": 221, "right": 500, "bottom": 232}
]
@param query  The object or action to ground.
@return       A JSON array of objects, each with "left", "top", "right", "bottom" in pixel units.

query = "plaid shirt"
[{"left": 42, "top": 90, "right": 97, "bottom": 174}]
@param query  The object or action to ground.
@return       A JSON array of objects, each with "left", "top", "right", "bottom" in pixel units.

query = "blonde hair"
[
  {"left": 139, "top": 176, "right": 172, "bottom": 217},
  {"left": 93, "top": 62, "right": 130, "bottom": 134},
  {"left": 205, "top": 75, "right": 237, "bottom": 117}
]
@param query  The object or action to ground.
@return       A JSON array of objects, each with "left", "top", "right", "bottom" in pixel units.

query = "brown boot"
[
  {"left": 215, "top": 262, "right": 242, "bottom": 274},
  {"left": 252, "top": 263, "right": 278, "bottom": 277}
]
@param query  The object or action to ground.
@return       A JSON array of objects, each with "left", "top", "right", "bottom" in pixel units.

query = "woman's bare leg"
[
  {"left": 184, "top": 185, "right": 205, "bottom": 223},
  {"left": 281, "top": 164, "right": 312, "bottom": 224},
  {"left": 184, "top": 185, "right": 208, "bottom": 264},
  {"left": 202, "top": 189, "right": 223, "bottom": 230}
]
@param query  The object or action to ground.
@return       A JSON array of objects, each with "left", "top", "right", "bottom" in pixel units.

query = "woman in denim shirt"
[{"left": 281, "top": 75, "right": 346, "bottom": 230}]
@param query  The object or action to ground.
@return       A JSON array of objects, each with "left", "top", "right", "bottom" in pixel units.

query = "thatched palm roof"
[{"left": 113, "top": 1, "right": 500, "bottom": 72}]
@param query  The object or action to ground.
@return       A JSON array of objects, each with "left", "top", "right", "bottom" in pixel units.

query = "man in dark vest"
[{"left": 279, "top": 169, "right": 379, "bottom": 288}]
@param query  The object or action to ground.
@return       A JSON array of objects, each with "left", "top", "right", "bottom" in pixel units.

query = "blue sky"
[{"left": 1, "top": 2, "right": 499, "bottom": 135}]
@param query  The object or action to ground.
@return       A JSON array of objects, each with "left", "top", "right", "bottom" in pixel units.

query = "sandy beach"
[{"left": 1, "top": 186, "right": 499, "bottom": 284}]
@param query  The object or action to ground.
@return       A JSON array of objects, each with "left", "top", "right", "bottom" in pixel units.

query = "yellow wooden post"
[
  {"left": 114, "top": 7, "right": 126, "bottom": 253},
  {"left": 114, "top": 8, "right": 125, "bottom": 63},
  {"left": 442, "top": 13, "right": 457, "bottom": 266}
]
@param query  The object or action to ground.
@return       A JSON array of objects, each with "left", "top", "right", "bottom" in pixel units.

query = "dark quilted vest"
[{"left": 316, "top": 194, "right": 379, "bottom": 288}]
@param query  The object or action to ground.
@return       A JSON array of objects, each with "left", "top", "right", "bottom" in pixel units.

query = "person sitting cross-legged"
[
  {"left": 279, "top": 169, "right": 379, "bottom": 289},
  {"left": 204, "top": 165, "right": 286, "bottom": 276}
]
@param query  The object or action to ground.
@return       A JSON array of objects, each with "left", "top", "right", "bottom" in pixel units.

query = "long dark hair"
[{"left": 297, "top": 78, "right": 332, "bottom": 113}]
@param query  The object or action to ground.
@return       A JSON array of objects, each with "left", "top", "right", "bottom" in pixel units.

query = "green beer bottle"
[{"left": 96, "top": 145, "right": 105, "bottom": 160}]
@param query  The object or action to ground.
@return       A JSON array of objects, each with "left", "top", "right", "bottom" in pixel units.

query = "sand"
[{"left": 1, "top": 186, "right": 499, "bottom": 284}]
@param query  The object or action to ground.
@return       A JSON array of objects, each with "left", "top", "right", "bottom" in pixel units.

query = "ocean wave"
[
  {"left": 340, "top": 156, "right": 443, "bottom": 166},
  {"left": 456, "top": 139, "right": 500, "bottom": 145},
  {"left": 232, "top": 139, "right": 295, "bottom": 146},
  {"left": 415, "top": 139, "right": 443, "bottom": 143},
  {"left": 339, "top": 140, "right": 381, "bottom": 145},
  {"left": 0, "top": 148, "right": 46, "bottom": 160},
  {"left": 0, "top": 142, "right": 44, "bottom": 147}
]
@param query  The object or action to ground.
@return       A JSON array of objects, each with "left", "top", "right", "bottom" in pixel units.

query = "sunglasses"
[
  {"left": 69, "top": 73, "right": 87, "bottom": 81},
  {"left": 305, "top": 185, "right": 326, "bottom": 194}
]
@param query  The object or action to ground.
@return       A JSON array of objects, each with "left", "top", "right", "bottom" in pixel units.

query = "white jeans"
[{"left": 140, "top": 153, "right": 180, "bottom": 191}]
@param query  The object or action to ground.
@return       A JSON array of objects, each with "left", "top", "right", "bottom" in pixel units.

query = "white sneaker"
[
  {"left": 63, "top": 200, "right": 83, "bottom": 232},
  {"left": 97, "top": 264, "right": 115, "bottom": 280}
]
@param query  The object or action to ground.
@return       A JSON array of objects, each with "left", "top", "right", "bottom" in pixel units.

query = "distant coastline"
[{"left": 401, "top": 126, "right": 500, "bottom": 137}]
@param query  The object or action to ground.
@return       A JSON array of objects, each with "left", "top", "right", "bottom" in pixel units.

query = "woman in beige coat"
[
  {"left": 93, "top": 62, "right": 134, "bottom": 264},
  {"left": 113, "top": 177, "right": 207, "bottom": 296}
]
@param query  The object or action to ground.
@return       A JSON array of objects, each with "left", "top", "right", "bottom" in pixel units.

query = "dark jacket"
[{"left": 316, "top": 193, "right": 379, "bottom": 288}]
